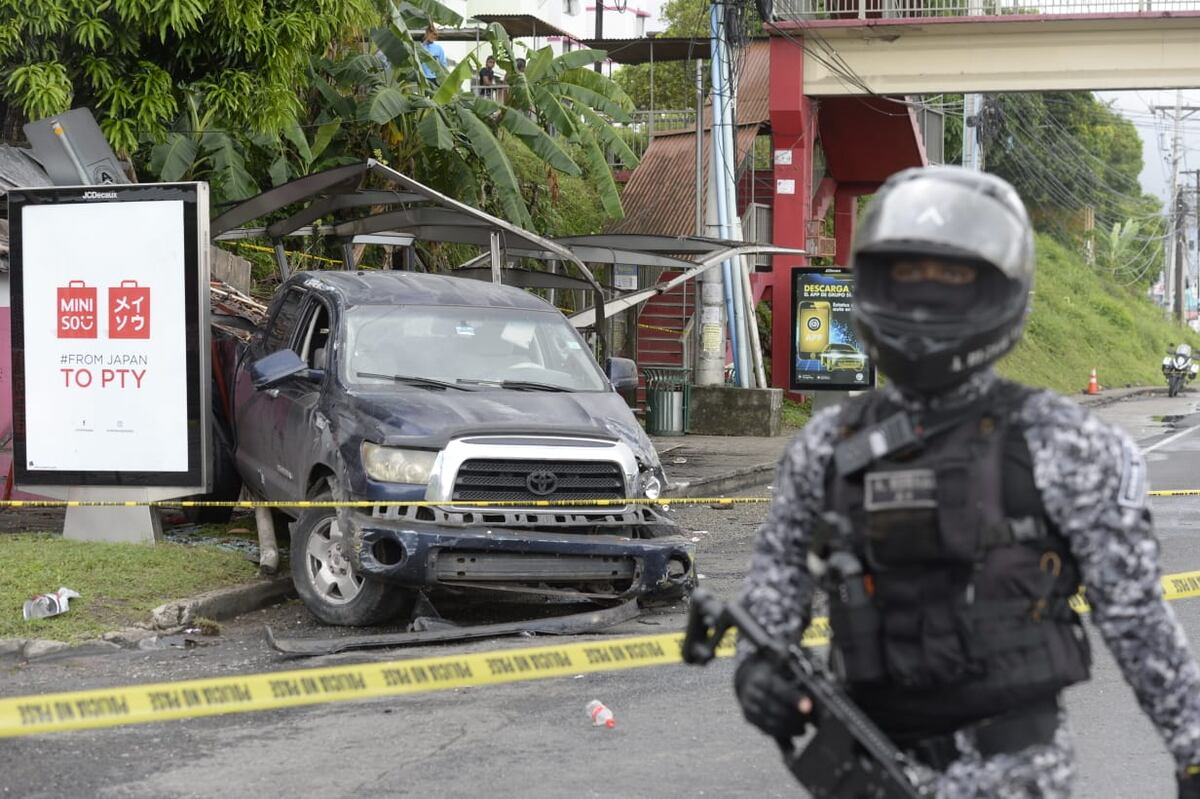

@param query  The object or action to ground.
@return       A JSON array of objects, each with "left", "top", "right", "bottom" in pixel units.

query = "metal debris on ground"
[
  {"left": 23, "top": 587, "right": 81, "bottom": 621},
  {"left": 265, "top": 599, "right": 641, "bottom": 658}
]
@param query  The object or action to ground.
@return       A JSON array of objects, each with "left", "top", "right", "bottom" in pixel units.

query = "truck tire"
[
  {"left": 290, "top": 478, "right": 413, "bottom": 626},
  {"left": 182, "top": 423, "right": 242, "bottom": 524}
]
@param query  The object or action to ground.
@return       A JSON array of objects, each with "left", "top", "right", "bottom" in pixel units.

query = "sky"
[
  {"left": 1097, "top": 90, "right": 1200, "bottom": 203},
  {"left": 1095, "top": 90, "right": 1200, "bottom": 300}
]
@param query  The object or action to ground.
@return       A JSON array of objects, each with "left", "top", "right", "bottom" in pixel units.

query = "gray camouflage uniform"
[{"left": 740, "top": 370, "right": 1200, "bottom": 798}]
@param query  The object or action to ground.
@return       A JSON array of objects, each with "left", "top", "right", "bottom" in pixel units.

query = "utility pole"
[
  {"left": 1150, "top": 94, "right": 1200, "bottom": 318},
  {"left": 593, "top": 1, "right": 603, "bottom": 73},
  {"left": 1175, "top": 187, "right": 1187, "bottom": 323},
  {"left": 1168, "top": 91, "right": 1182, "bottom": 318},
  {"left": 1183, "top": 169, "right": 1200, "bottom": 326}
]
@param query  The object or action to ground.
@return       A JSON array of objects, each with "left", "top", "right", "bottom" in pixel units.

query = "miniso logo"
[{"left": 82, "top": 190, "right": 117, "bottom": 199}]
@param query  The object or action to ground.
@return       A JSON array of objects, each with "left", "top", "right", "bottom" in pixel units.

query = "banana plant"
[{"left": 147, "top": 94, "right": 258, "bottom": 204}]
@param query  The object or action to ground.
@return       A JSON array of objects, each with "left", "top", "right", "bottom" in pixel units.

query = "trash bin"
[{"left": 644, "top": 367, "right": 691, "bottom": 436}]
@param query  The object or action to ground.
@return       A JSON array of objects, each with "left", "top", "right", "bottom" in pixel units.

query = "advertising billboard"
[
  {"left": 8, "top": 183, "right": 209, "bottom": 487},
  {"left": 790, "top": 266, "right": 875, "bottom": 391}
]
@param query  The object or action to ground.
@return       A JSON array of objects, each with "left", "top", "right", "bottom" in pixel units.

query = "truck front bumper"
[{"left": 344, "top": 512, "right": 696, "bottom": 599}]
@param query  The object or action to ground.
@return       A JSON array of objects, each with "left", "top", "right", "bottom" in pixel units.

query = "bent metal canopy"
[{"left": 211, "top": 160, "right": 802, "bottom": 330}]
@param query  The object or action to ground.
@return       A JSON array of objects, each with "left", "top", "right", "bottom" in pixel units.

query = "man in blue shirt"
[{"left": 422, "top": 25, "right": 447, "bottom": 81}]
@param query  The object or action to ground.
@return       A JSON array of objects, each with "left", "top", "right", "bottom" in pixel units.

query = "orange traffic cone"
[{"left": 1086, "top": 368, "right": 1100, "bottom": 395}]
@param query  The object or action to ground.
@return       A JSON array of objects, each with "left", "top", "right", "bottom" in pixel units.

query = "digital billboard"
[
  {"left": 790, "top": 266, "right": 875, "bottom": 392},
  {"left": 8, "top": 183, "right": 210, "bottom": 487}
]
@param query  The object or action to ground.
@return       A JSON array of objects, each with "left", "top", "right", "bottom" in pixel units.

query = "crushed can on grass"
[
  {"left": 23, "top": 587, "right": 82, "bottom": 621},
  {"left": 586, "top": 699, "right": 615, "bottom": 728}
]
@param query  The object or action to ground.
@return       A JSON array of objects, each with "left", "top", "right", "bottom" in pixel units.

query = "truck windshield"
[{"left": 343, "top": 305, "right": 608, "bottom": 392}]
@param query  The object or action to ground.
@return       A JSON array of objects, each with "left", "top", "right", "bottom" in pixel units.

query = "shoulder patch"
[{"left": 1117, "top": 437, "right": 1147, "bottom": 510}]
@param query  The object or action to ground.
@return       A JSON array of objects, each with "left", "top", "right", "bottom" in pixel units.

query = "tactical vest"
[{"left": 820, "top": 382, "right": 1091, "bottom": 744}]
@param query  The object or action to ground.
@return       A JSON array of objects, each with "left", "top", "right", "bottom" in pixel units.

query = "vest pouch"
[
  {"left": 935, "top": 462, "right": 982, "bottom": 562},
  {"left": 829, "top": 600, "right": 885, "bottom": 683},
  {"left": 863, "top": 468, "right": 943, "bottom": 566},
  {"left": 876, "top": 574, "right": 972, "bottom": 688},
  {"left": 865, "top": 509, "right": 941, "bottom": 566}
]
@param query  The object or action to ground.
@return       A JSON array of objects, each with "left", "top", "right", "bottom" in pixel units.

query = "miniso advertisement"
[
  {"left": 791, "top": 267, "right": 875, "bottom": 391},
  {"left": 9, "top": 183, "right": 208, "bottom": 487}
]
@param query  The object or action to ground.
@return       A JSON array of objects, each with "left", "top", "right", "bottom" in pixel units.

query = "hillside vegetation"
[{"left": 996, "top": 234, "right": 1200, "bottom": 394}]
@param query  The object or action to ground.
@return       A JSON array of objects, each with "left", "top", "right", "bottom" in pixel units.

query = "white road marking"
[{"left": 1143, "top": 424, "right": 1200, "bottom": 454}]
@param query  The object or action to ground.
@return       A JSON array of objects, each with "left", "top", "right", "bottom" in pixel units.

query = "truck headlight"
[
  {"left": 361, "top": 443, "right": 438, "bottom": 484},
  {"left": 641, "top": 474, "right": 663, "bottom": 500}
]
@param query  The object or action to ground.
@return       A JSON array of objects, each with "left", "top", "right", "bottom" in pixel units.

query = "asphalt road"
[{"left": 2, "top": 392, "right": 1200, "bottom": 798}]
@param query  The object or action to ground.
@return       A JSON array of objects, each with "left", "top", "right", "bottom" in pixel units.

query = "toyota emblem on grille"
[{"left": 526, "top": 470, "right": 559, "bottom": 496}]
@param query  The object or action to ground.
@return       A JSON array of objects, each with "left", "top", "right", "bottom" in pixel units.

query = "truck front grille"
[{"left": 451, "top": 459, "right": 625, "bottom": 503}]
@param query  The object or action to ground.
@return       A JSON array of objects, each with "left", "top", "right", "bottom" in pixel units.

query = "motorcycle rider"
[{"left": 736, "top": 166, "right": 1200, "bottom": 797}]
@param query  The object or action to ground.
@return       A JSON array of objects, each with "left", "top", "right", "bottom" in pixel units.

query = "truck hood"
[{"left": 341, "top": 388, "right": 659, "bottom": 462}]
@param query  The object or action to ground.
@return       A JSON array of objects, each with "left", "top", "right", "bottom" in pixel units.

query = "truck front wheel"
[{"left": 290, "top": 478, "right": 413, "bottom": 626}]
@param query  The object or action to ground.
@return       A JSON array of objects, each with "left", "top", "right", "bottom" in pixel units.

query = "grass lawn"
[
  {"left": 998, "top": 234, "right": 1200, "bottom": 394},
  {"left": 0, "top": 533, "right": 260, "bottom": 642}
]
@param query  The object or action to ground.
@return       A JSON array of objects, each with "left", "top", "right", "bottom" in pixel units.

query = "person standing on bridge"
[{"left": 735, "top": 165, "right": 1200, "bottom": 797}]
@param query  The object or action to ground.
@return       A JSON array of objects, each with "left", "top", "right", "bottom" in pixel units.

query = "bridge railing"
[{"left": 774, "top": 0, "right": 1200, "bottom": 21}]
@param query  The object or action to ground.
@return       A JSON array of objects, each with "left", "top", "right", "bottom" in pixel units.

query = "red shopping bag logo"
[
  {"left": 108, "top": 280, "right": 150, "bottom": 340},
  {"left": 57, "top": 281, "right": 98, "bottom": 339}
]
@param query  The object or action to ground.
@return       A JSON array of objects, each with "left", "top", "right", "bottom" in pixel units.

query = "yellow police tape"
[
  {"left": 3, "top": 569, "right": 1199, "bottom": 739},
  {"left": 638, "top": 322, "right": 687, "bottom": 335},
  {"left": 0, "top": 490, "right": 1197, "bottom": 510},
  {"left": 224, "top": 240, "right": 343, "bottom": 267}
]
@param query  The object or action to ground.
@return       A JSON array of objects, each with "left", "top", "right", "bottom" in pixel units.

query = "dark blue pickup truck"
[{"left": 209, "top": 270, "right": 694, "bottom": 625}]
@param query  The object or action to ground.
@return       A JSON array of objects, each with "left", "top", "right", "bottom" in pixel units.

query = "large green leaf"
[
  {"left": 499, "top": 109, "right": 580, "bottom": 175},
  {"left": 530, "top": 85, "right": 578, "bottom": 140},
  {"left": 397, "top": 0, "right": 465, "bottom": 27},
  {"left": 203, "top": 132, "right": 258, "bottom": 203},
  {"left": 577, "top": 104, "right": 638, "bottom": 169},
  {"left": 485, "top": 23, "right": 513, "bottom": 65},
  {"left": 368, "top": 86, "right": 414, "bottom": 124},
  {"left": 310, "top": 120, "right": 342, "bottom": 161},
  {"left": 524, "top": 46, "right": 555, "bottom": 82},
  {"left": 433, "top": 57, "right": 478, "bottom": 106},
  {"left": 558, "top": 67, "right": 635, "bottom": 114},
  {"left": 417, "top": 109, "right": 453, "bottom": 150},
  {"left": 149, "top": 133, "right": 199, "bottom": 182},
  {"left": 282, "top": 119, "right": 313, "bottom": 165},
  {"left": 269, "top": 154, "right": 290, "bottom": 186},
  {"left": 309, "top": 65, "right": 358, "bottom": 118},
  {"left": 371, "top": 27, "right": 418, "bottom": 71},
  {"left": 553, "top": 82, "right": 632, "bottom": 123},
  {"left": 578, "top": 127, "right": 623, "bottom": 220},
  {"left": 546, "top": 49, "right": 607, "bottom": 78},
  {"left": 454, "top": 105, "right": 529, "bottom": 227}
]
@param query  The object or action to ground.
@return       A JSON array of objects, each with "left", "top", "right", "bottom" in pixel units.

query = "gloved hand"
[
  {"left": 734, "top": 651, "right": 814, "bottom": 739},
  {"left": 1179, "top": 765, "right": 1200, "bottom": 799}
]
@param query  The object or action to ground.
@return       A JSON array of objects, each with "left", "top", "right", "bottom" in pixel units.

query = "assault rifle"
[{"left": 682, "top": 589, "right": 932, "bottom": 799}]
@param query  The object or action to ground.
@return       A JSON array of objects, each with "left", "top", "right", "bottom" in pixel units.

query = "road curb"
[
  {"left": 1077, "top": 387, "right": 1162, "bottom": 408},
  {"left": 0, "top": 577, "right": 296, "bottom": 663},
  {"left": 150, "top": 575, "right": 296, "bottom": 630},
  {"left": 665, "top": 462, "right": 778, "bottom": 498}
]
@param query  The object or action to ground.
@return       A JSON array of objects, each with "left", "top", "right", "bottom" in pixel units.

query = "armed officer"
[{"left": 736, "top": 166, "right": 1200, "bottom": 797}]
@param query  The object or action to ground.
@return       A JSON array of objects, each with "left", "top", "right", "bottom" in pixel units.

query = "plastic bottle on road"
[{"left": 586, "top": 699, "right": 615, "bottom": 728}]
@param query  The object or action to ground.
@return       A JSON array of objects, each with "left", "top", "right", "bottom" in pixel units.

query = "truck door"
[
  {"left": 269, "top": 297, "right": 334, "bottom": 501},
  {"left": 234, "top": 286, "right": 307, "bottom": 498}
]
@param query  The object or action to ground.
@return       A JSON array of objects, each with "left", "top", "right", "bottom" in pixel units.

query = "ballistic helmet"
[{"left": 850, "top": 166, "right": 1034, "bottom": 394}]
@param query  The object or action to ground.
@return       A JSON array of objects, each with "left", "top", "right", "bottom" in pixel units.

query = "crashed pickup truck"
[{"left": 208, "top": 270, "right": 694, "bottom": 625}]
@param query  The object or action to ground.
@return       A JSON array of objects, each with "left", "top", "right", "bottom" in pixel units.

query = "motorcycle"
[{"left": 1162, "top": 343, "right": 1198, "bottom": 397}]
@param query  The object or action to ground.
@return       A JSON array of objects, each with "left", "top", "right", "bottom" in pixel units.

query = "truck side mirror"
[
  {"left": 607, "top": 357, "right": 639, "bottom": 402},
  {"left": 251, "top": 349, "right": 309, "bottom": 390}
]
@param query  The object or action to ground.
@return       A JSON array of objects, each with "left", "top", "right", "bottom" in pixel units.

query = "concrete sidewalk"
[{"left": 655, "top": 385, "right": 1159, "bottom": 498}]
